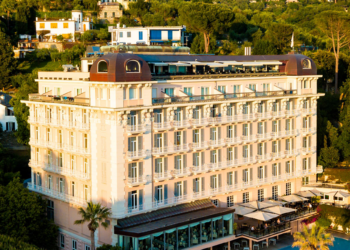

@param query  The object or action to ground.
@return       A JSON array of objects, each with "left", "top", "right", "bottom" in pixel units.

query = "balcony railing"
[
  {"left": 301, "top": 146, "right": 316, "bottom": 155},
  {"left": 152, "top": 144, "right": 189, "bottom": 155},
  {"left": 153, "top": 122, "right": 171, "bottom": 131},
  {"left": 207, "top": 162, "right": 226, "bottom": 171},
  {"left": 192, "top": 164, "right": 208, "bottom": 174},
  {"left": 63, "top": 144, "right": 90, "bottom": 155},
  {"left": 112, "top": 169, "right": 323, "bottom": 219},
  {"left": 127, "top": 150, "right": 148, "bottom": 160},
  {"left": 190, "top": 141, "right": 208, "bottom": 150},
  {"left": 126, "top": 124, "right": 148, "bottom": 133},
  {"left": 28, "top": 117, "right": 91, "bottom": 130},
  {"left": 192, "top": 118, "right": 208, "bottom": 126},
  {"left": 302, "top": 127, "right": 316, "bottom": 134},
  {"left": 301, "top": 108, "right": 316, "bottom": 115},
  {"left": 173, "top": 120, "right": 190, "bottom": 129},
  {"left": 28, "top": 183, "right": 88, "bottom": 207},
  {"left": 237, "top": 221, "right": 291, "bottom": 239},
  {"left": 44, "top": 163, "right": 91, "bottom": 180},
  {"left": 127, "top": 176, "right": 147, "bottom": 186},
  {"left": 226, "top": 137, "right": 241, "bottom": 145},
  {"left": 29, "top": 94, "right": 90, "bottom": 106},
  {"left": 152, "top": 90, "right": 296, "bottom": 105},
  {"left": 241, "top": 135, "right": 256, "bottom": 144},
  {"left": 154, "top": 171, "right": 171, "bottom": 181},
  {"left": 209, "top": 139, "right": 226, "bottom": 148},
  {"left": 173, "top": 168, "right": 191, "bottom": 177}
]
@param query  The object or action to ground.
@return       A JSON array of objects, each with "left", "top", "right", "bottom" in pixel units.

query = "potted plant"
[{"left": 233, "top": 222, "right": 238, "bottom": 235}]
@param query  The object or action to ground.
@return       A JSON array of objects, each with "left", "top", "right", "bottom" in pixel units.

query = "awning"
[
  {"left": 149, "top": 62, "right": 168, "bottom": 66},
  {"left": 231, "top": 206, "right": 256, "bottom": 216},
  {"left": 44, "top": 33, "right": 55, "bottom": 36},
  {"left": 264, "top": 200, "right": 288, "bottom": 206},
  {"left": 215, "top": 61, "right": 243, "bottom": 66},
  {"left": 242, "top": 61, "right": 283, "bottom": 67},
  {"left": 244, "top": 211, "right": 279, "bottom": 221},
  {"left": 168, "top": 62, "right": 191, "bottom": 67},
  {"left": 179, "top": 61, "right": 208, "bottom": 66},
  {"left": 262, "top": 206, "right": 296, "bottom": 215},
  {"left": 297, "top": 190, "right": 317, "bottom": 198},
  {"left": 240, "top": 201, "right": 275, "bottom": 210},
  {"left": 309, "top": 189, "right": 323, "bottom": 197},
  {"left": 335, "top": 191, "right": 350, "bottom": 198},
  {"left": 281, "top": 195, "right": 309, "bottom": 203},
  {"left": 206, "top": 62, "right": 228, "bottom": 67}
]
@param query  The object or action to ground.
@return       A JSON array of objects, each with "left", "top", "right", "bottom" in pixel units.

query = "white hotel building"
[{"left": 24, "top": 53, "right": 323, "bottom": 250}]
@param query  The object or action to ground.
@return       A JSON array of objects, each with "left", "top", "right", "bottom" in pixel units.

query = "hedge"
[
  {"left": 323, "top": 168, "right": 350, "bottom": 183},
  {"left": 318, "top": 204, "right": 350, "bottom": 229},
  {"left": 0, "top": 234, "right": 40, "bottom": 250}
]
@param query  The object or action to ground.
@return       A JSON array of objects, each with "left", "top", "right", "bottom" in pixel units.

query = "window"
[
  {"left": 104, "top": 12, "right": 107, "bottom": 18},
  {"left": 272, "top": 186, "right": 278, "bottom": 201},
  {"left": 286, "top": 182, "right": 291, "bottom": 196},
  {"left": 211, "top": 199, "right": 219, "bottom": 206},
  {"left": 243, "top": 192, "right": 249, "bottom": 203},
  {"left": 129, "top": 88, "right": 136, "bottom": 99},
  {"left": 112, "top": 12, "right": 115, "bottom": 17},
  {"left": 302, "top": 59, "right": 311, "bottom": 69},
  {"left": 164, "top": 88, "right": 174, "bottom": 97},
  {"left": 227, "top": 196, "right": 234, "bottom": 207},
  {"left": 85, "top": 246, "right": 91, "bottom": 250},
  {"left": 39, "top": 23, "right": 45, "bottom": 28},
  {"left": 139, "top": 31, "right": 143, "bottom": 40},
  {"left": 98, "top": 61, "right": 108, "bottom": 72},
  {"left": 324, "top": 194, "right": 329, "bottom": 200},
  {"left": 155, "top": 185, "right": 164, "bottom": 203},
  {"left": 63, "top": 23, "right": 68, "bottom": 28},
  {"left": 50, "top": 23, "right": 58, "bottom": 28},
  {"left": 258, "top": 189, "right": 264, "bottom": 202},
  {"left": 184, "top": 87, "right": 193, "bottom": 96},
  {"left": 84, "top": 185, "right": 90, "bottom": 201},
  {"left": 71, "top": 181, "right": 75, "bottom": 196},
  {"left": 59, "top": 178, "right": 64, "bottom": 193},
  {"left": 60, "top": 234, "right": 65, "bottom": 248},
  {"left": 302, "top": 177, "right": 309, "bottom": 186},
  {"left": 120, "top": 32, "right": 123, "bottom": 38},
  {"left": 127, "top": 31, "right": 131, "bottom": 37},
  {"left": 126, "top": 60, "right": 140, "bottom": 73},
  {"left": 72, "top": 240, "right": 77, "bottom": 250},
  {"left": 218, "top": 85, "right": 226, "bottom": 93},
  {"left": 47, "top": 200, "right": 54, "bottom": 220}
]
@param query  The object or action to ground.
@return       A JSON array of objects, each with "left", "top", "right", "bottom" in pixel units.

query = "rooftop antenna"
[{"left": 291, "top": 32, "right": 294, "bottom": 51}]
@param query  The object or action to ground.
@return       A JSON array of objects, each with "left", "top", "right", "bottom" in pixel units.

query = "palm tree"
[
  {"left": 74, "top": 202, "right": 112, "bottom": 250},
  {"left": 292, "top": 224, "right": 334, "bottom": 250}
]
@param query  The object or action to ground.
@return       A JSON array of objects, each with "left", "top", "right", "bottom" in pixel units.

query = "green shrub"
[
  {"left": 316, "top": 218, "right": 332, "bottom": 228},
  {"left": 0, "top": 234, "right": 40, "bottom": 250}
]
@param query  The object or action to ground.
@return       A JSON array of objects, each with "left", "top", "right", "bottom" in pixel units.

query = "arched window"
[
  {"left": 302, "top": 59, "right": 311, "bottom": 69},
  {"left": 98, "top": 61, "right": 108, "bottom": 73},
  {"left": 126, "top": 60, "right": 140, "bottom": 73}
]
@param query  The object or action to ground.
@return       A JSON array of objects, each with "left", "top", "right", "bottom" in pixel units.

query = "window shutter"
[
  {"left": 292, "top": 119, "right": 295, "bottom": 129},
  {"left": 201, "top": 177, "right": 205, "bottom": 191},
  {"left": 272, "top": 165, "right": 275, "bottom": 176},
  {"left": 308, "top": 158, "right": 311, "bottom": 169},
  {"left": 192, "top": 130, "right": 195, "bottom": 143},
  {"left": 258, "top": 168, "right": 261, "bottom": 179},
  {"left": 234, "top": 171, "right": 237, "bottom": 184},
  {"left": 139, "top": 190, "right": 143, "bottom": 210},
  {"left": 154, "top": 134, "right": 157, "bottom": 147},
  {"left": 250, "top": 145, "right": 253, "bottom": 157},
  {"left": 128, "top": 164, "right": 132, "bottom": 178},
  {"left": 250, "top": 123, "right": 253, "bottom": 135},
  {"left": 174, "top": 183, "right": 177, "bottom": 196},
  {"left": 278, "top": 141, "right": 281, "bottom": 153},
  {"left": 264, "top": 165, "right": 267, "bottom": 178},
  {"left": 265, "top": 122, "right": 267, "bottom": 133},
  {"left": 174, "top": 156, "right": 179, "bottom": 170},
  {"left": 128, "top": 138, "right": 132, "bottom": 151},
  {"left": 193, "top": 153, "right": 196, "bottom": 166},
  {"left": 164, "top": 184, "right": 168, "bottom": 203},
  {"left": 138, "top": 162, "right": 143, "bottom": 177},
  {"left": 292, "top": 160, "right": 295, "bottom": 173},
  {"left": 218, "top": 127, "right": 221, "bottom": 139},
  {"left": 183, "top": 131, "right": 187, "bottom": 144},
  {"left": 210, "top": 176, "right": 213, "bottom": 188},
  {"left": 234, "top": 125, "right": 237, "bottom": 137},
  {"left": 174, "top": 132, "right": 176, "bottom": 145},
  {"left": 250, "top": 168, "right": 253, "bottom": 181},
  {"left": 183, "top": 155, "right": 187, "bottom": 169},
  {"left": 227, "top": 126, "right": 230, "bottom": 138},
  {"left": 128, "top": 192, "right": 132, "bottom": 208},
  {"left": 184, "top": 181, "right": 187, "bottom": 195},
  {"left": 201, "top": 152, "right": 205, "bottom": 164},
  {"left": 193, "top": 179, "right": 196, "bottom": 192},
  {"left": 164, "top": 157, "right": 168, "bottom": 172},
  {"left": 218, "top": 149, "right": 222, "bottom": 162},
  {"left": 155, "top": 186, "right": 159, "bottom": 201},
  {"left": 278, "top": 163, "right": 281, "bottom": 175},
  {"left": 164, "top": 133, "right": 168, "bottom": 147},
  {"left": 278, "top": 120, "right": 281, "bottom": 131},
  {"left": 292, "top": 138, "right": 294, "bottom": 150},
  {"left": 138, "top": 136, "right": 143, "bottom": 150},
  {"left": 219, "top": 174, "right": 222, "bottom": 188},
  {"left": 210, "top": 128, "right": 213, "bottom": 140},
  {"left": 242, "top": 170, "right": 245, "bottom": 182},
  {"left": 201, "top": 129, "right": 204, "bottom": 142},
  {"left": 164, "top": 109, "right": 167, "bottom": 122},
  {"left": 235, "top": 147, "right": 238, "bottom": 159}
]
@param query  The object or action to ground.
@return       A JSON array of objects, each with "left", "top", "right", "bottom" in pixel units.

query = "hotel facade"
[{"left": 24, "top": 53, "right": 323, "bottom": 250}]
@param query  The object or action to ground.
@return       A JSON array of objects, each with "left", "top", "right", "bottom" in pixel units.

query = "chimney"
[
  {"left": 244, "top": 47, "right": 251, "bottom": 56},
  {"left": 123, "top": 24, "right": 126, "bottom": 28},
  {"left": 117, "top": 23, "right": 120, "bottom": 28},
  {"left": 36, "top": 17, "right": 38, "bottom": 21}
]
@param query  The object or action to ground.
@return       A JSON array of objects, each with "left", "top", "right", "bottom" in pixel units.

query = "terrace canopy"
[
  {"left": 264, "top": 200, "right": 287, "bottom": 206},
  {"left": 244, "top": 211, "right": 279, "bottom": 222},
  {"left": 281, "top": 195, "right": 309, "bottom": 203},
  {"left": 309, "top": 189, "right": 323, "bottom": 197},
  {"left": 297, "top": 190, "right": 317, "bottom": 198},
  {"left": 334, "top": 191, "right": 350, "bottom": 198},
  {"left": 231, "top": 206, "right": 256, "bottom": 216},
  {"left": 262, "top": 206, "right": 296, "bottom": 215},
  {"left": 240, "top": 201, "right": 275, "bottom": 210}
]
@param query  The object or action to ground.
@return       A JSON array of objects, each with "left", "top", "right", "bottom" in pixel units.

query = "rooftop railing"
[
  {"left": 29, "top": 94, "right": 90, "bottom": 106},
  {"left": 152, "top": 90, "right": 297, "bottom": 105}
]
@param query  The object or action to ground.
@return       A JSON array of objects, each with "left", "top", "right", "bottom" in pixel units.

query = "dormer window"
[
  {"left": 302, "top": 59, "right": 311, "bottom": 69},
  {"left": 126, "top": 60, "right": 140, "bottom": 73},
  {"left": 98, "top": 61, "right": 108, "bottom": 73}
]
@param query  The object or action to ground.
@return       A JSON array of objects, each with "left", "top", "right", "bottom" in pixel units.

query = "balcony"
[
  {"left": 271, "top": 129, "right": 297, "bottom": 139},
  {"left": 152, "top": 90, "right": 295, "bottom": 105},
  {"left": 242, "top": 181, "right": 255, "bottom": 189},
  {"left": 192, "top": 118, "right": 208, "bottom": 127},
  {"left": 152, "top": 144, "right": 189, "bottom": 155},
  {"left": 256, "top": 177, "right": 269, "bottom": 185},
  {"left": 43, "top": 164, "right": 91, "bottom": 180},
  {"left": 271, "top": 175, "right": 283, "bottom": 183},
  {"left": 208, "top": 139, "right": 226, "bottom": 148},
  {"left": 209, "top": 187, "right": 223, "bottom": 196},
  {"left": 302, "top": 127, "right": 316, "bottom": 135},
  {"left": 226, "top": 137, "right": 241, "bottom": 145},
  {"left": 192, "top": 164, "right": 209, "bottom": 174},
  {"left": 241, "top": 135, "right": 256, "bottom": 144},
  {"left": 226, "top": 159, "right": 240, "bottom": 168},
  {"left": 316, "top": 165, "right": 323, "bottom": 173},
  {"left": 226, "top": 184, "right": 239, "bottom": 192},
  {"left": 192, "top": 191, "right": 207, "bottom": 199},
  {"left": 190, "top": 141, "right": 208, "bottom": 151},
  {"left": 154, "top": 171, "right": 172, "bottom": 181},
  {"left": 29, "top": 139, "right": 64, "bottom": 150},
  {"left": 28, "top": 183, "right": 88, "bottom": 207},
  {"left": 301, "top": 146, "right": 316, "bottom": 155},
  {"left": 207, "top": 162, "right": 226, "bottom": 171},
  {"left": 126, "top": 124, "right": 148, "bottom": 134},
  {"left": 301, "top": 108, "right": 316, "bottom": 115},
  {"left": 173, "top": 168, "right": 191, "bottom": 177},
  {"left": 153, "top": 122, "right": 171, "bottom": 131},
  {"left": 256, "top": 133, "right": 271, "bottom": 141},
  {"left": 173, "top": 120, "right": 190, "bottom": 129},
  {"left": 127, "top": 150, "right": 148, "bottom": 160},
  {"left": 63, "top": 144, "right": 90, "bottom": 155},
  {"left": 285, "top": 109, "right": 300, "bottom": 117},
  {"left": 127, "top": 176, "right": 147, "bottom": 186},
  {"left": 284, "top": 149, "right": 299, "bottom": 157},
  {"left": 29, "top": 94, "right": 90, "bottom": 106},
  {"left": 256, "top": 154, "right": 271, "bottom": 162},
  {"left": 242, "top": 157, "right": 256, "bottom": 165}
]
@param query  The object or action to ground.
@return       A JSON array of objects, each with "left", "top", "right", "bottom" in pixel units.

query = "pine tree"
[{"left": 0, "top": 31, "right": 17, "bottom": 90}]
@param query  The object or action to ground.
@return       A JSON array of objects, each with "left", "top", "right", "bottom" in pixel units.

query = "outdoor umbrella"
[
  {"left": 240, "top": 201, "right": 275, "bottom": 210},
  {"left": 244, "top": 211, "right": 279, "bottom": 221},
  {"left": 334, "top": 191, "right": 350, "bottom": 198},
  {"left": 262, "top": 206, "right": 296, "bottom": 215},
  {"left": 309, "top": 189, "right": 323, "bottom": 197},
  {"left": 264, "top": 200, "right": 287, "bottom": 206},
  {"left": 297, "top": 190, "right": 316, "bottom": 198},
  {"left": 231, "top": 206, "right": 256, "bottom": 216},
  {"left": 281, "top": 195, "right": 309, "bottom": 203}
]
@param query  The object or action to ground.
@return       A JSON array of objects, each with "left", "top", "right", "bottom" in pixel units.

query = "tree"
[
  {"left": 0, "top": 0, "right": 16, "bottom": 28},
  {"left": 316, "top": 11, "right": 350, "bottom": 93},
  {"left": 264, "top": 23, "right": 294, "bottom": 54},
  {"left": 10, "top": 72, "right": 37, "bottom": 144},
  {"left": 0, "top": 31, "right": 17, "bottom": 90},
  {"left": 0, "top": 178, "right": 59, "bottom": 249},
  {"left": 190, "top": 33, "right": 216, "bottom": 54},
  {"left": 74, "top": 202, "right": 112, "bottom": 250},
  {"left": 292, "top": 225, "right": 334, "bottom": 250},
  {"left": 97, "top": 28, "right": 109, "bottom": 41},
  {"left": 179, "top": 2, "right": 234, "bottom": 54},
  {"left": 252, "top": 40, "right": 277, "bottom": 55}
]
